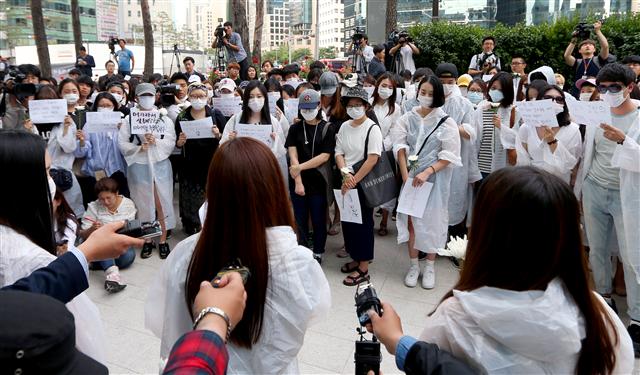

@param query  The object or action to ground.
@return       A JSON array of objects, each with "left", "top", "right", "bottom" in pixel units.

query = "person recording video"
[
  {"left": 564, "top": 20, "right": 610, "bottom": 81},
  {"left": 388, "top": 31, "right": 419, "bottom": 74},
  {"left": 468, "top": 36, "right": 501, "bottom": 78},
  {"left": 215, "top": 22, "right": 249, "bottom": 81},
  {"left": 0, "top": 64, "right": 40, "bottom": 131}
]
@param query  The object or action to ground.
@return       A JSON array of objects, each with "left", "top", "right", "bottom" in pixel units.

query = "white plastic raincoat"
[
  {"left": 145, "top": 226, "right": 331, "bottom": 374},
  {"left": 442, "top": 88, "right": 481, "bottom": 226},
  {"left": 472, "top": 100, "right": 519, "bottom": 172},
  {"left": 48, "top": 122, "right": 85, "bottom": 217},
  {"left": 420, "top": 278, "right": 634, "bottom": 374},
  {"left": 118, "top": 110, "right": 176, "bottom": 229},
  {"left": 391, "top": 107, "right": 462, "bottom": 253}
]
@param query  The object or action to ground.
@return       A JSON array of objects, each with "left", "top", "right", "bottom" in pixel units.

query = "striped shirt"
[{"left": 478, "top": 109, "right": 495, "bottom": 174}]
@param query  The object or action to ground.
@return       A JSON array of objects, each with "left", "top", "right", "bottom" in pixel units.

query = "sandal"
[
  {"left": 343, "top": 268, "right": 370, "bottom": 286},
  {"left": 341, "top": 260, "right": 359, "bottom": 273},
  {"left": 377, "top": 226, "right": 388, "bottom": 236}
]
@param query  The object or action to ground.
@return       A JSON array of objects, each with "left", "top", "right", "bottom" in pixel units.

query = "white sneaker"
[
  {"left": 404, "top": 264, "right": 421, "bottom": 288},
  {"left": 422, "top": 261, "right": 436, "bottom": 289}
]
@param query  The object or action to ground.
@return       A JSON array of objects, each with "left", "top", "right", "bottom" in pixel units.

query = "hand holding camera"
[{"left": 366, "top": 302, "right": 403, "bottom": 355}]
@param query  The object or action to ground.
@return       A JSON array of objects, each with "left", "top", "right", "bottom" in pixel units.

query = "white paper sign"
[
  {"left": 84, "top": 112, "right": 121, "bottom": 133},
  {"left": 268, "top": 92, "right": 281, "bottom": 116},
  {"left": 181, "top": 117, "right": 214, "bottom": 139},
  {"left": 213, "top": 97, "right": 242, "bottom": 117},
  {"left": 130, "top": 109, "right": 163, "bottom": 135},
  {"left": 28, "top": 99, "right": 67, "bottom": 124},
  {"left": 364, "top": 86, "right": 375, "bottom": 99},
  {"left": 566, "top": 100, "right": 613, "bottom": 127},
  {"left": 284, "top": 99, "right": 299, "bottom": 124},
  {"left": 397, "top": 181, "right": 434, "bottom": 218},
  {"left": 235, "top": 123, "right": 273, "bottom": 146},
  {"left": 515, "top": 99, "right": 559, "bottom": 127},
  {"left": 333, "top": 189, "right": 362, "bottom": 224}
]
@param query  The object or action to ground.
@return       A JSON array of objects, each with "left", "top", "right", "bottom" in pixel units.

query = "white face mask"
[
  {"left": 418, "top": 95, "right": 433, "bottom": 108},
  {"left": 603, "top": 90, "right": 627, "bottom": 108},
  {"left": 579, "top": 92, "right": 593, "bottom": 102},
  {"left": 467, "top": 92, "right": 484, "bottom": 105},
  {"left": 97, "top": 107, "right": 114, "bottom": 112},
  {"left": 207, "top": 90, "right": 214, "bottom": 100},
  {"left": 378, "top": 87, "right": 393, "bottom": 100},
  {"left": 248, "top": 98, "right": 265, "bottom": 113},
  {"left": 64, "top": 93, "right": 79, "bottom": 105},
  {"left": 48, "top": 176, "right": 56, "bottom": 201},
  {"left": 552, "top": 102, "right": 564, "bottom": 114},
  {"left": 442, "top": 84, "right": 456, "bottom": 96},
  {"left": 301, "top": 108, "right": 319, "bottom": 121},
  {"left": 190, "top": 99, "right": 206, "bottom": 110},
  {"left": 363, "top": 86, "right": 375, "bottom": 98},
  {"left": 268, "top": 92, "right": 281, "bottom": 101},
  {"left": 489, "top": 89, "right": 504, "bottom": 103},
  {"left": 220, "top": 93, "right": 235, "bottom": 99},
  {"left": 138, "top": 96, "right": 155, "bottom": 110},
  {"left": 111, "top": 93, "right": 124, "bottom": 105},
  {"left": 347, "top": 106, "right": 365, "bottom": 120}
]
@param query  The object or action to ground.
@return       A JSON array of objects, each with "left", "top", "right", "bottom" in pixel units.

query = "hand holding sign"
[
  {"left": 29, "top": 99, "right": 67, "bottom": 124},
  {"left": 180, "top": 117, "right": 215, "bottom": 139},
  {"left": 515, "top": 99, "right": 559, "bottom": 127},
  {"left": 130, "top": 109, "right": 164, "bottom": 135}
]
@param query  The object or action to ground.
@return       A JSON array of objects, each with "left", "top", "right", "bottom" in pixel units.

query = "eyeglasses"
[
  {"left": 345, "top": 105, "right": 364, "bottom": 109},
  {"left": 597, "top": 84, "right": 624, "bottom": 94},
  {"left": 510, "top": 62, "right": 524, "bottom": 66},
  {"left": 542, "top": 95, "right": 565, "bottom": 104}
]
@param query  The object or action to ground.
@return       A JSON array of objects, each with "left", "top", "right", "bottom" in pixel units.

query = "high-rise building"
[
  {"left": 96, "top": 0, "right": 120, "bottom": 41},
  {"left": 343, "top": 0, "right": 365, "bottom": 52},
  {"left": 118, "top": 0, "right": 172, "bottom": 43},
  {"left": 289, "top": 0, "right": 316, "bottom": 54},
  {"left": 0, "top": 0, "right": 8, "bottom": 57},
  {"left": 261, "top": 0, "right": 290, "bottom": 51},
  {"left": 186, "top": 0, "right": 228, "bottom": 51},
  {"left": 318, "top": 0, "right": 344, "bottom": 57}
]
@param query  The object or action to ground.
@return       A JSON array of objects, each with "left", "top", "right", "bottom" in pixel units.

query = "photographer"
[
  {"left": 468, "top": 36, "right": 501, "bottom": 78},
  {"left": 75, "top": 46, "right": 95, "bottom": 77},
  {"left": 1, "top": 64, "right": 40, "bottom": 131},
  {"left": 564, "top": 21, "right": 609, "bottom": 82},
  {"left": 216, "top": 22, "right": 249, "bottom": 81},
  {"left": 166, "top": 72, "right": 190, "bottom": 122},
  {"left": 389, "top": 32, "right": 419, "bottom": 74}
]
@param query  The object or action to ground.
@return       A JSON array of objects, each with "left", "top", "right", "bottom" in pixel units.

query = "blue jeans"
[
  {"left": 93, "top": 247, "right": 136, "bottom": 271},
  {"left": 583, "top": 177, "right": 640, "bottom": 320},
  {"left": 291, "top": 191, "right": 327, "bottom": 254}
]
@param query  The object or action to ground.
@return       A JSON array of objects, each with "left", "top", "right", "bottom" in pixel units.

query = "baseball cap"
[
  {"left": 340, "top": 86, "right": 369, "bottom": 106},
  {"left": 188, "top": 75, "right": 202, "bottom": 84},
  {"left": 457, "top": 74, "right": 473, "bottom": 87},
  {"left": 319, "top": 71, "right": 338, "bottom": 96},
  {"left": 435, "top": 63, "right": 459, "bottom": 79},
  {"left": 575, "top": 78, "right": 597, "bottom": 90},
  {"left": 298, "top": 89, "right": 320, "bottom": 109},
  {"left": 219, "top": 78, "right": 237, "bottom": 92},
  {"left": 135, "top": 82, "right": 156, "bottom": 96}
]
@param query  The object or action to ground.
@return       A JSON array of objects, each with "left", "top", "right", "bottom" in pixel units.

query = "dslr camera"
[
  {"left": 157, "top": 80, "right": 180, "bottom": 107},
  {"left": 353, "top": 282, "right": 383, "bottom": 375},
  {"left": 108, "top": 37, "right": 120, "bottom": 53},
  {"left": 1, "top": 66, "right": 39, "bottom": 99},
  {"left": 574, "top": 19, "right": 604, "bottom": 40}
]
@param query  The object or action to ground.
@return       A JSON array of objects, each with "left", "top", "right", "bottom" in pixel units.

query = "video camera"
[
  {"left": 1, "top": 65, "right": 39, "bottom": 99},
  {"left": 574, "top": 19, "right": 604, "bottom": 40},
  {"left": 352, "top": 27, "right": 365, "bottom": 46},
  {"left": 108, "top": 37, "right": 120, "bottom": 53},
  {"left": 389, "top": 30, "right": 411, "bottom": 45},
  {"left": 353, "top": 282, "right": 383, "bottom": 375},
  {"left": 158, "top": 80, "right": 180, "bottom": 107}
]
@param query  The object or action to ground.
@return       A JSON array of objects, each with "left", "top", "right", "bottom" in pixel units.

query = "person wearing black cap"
[
  {"left": 436, "top": 63, "right": 479, "bottom": 240},
  {"left": 623, "top": 55, "right": 640, "bottom": 85},
  {"left": 335, "top": 86, "right": 382, "bottom": 286}
]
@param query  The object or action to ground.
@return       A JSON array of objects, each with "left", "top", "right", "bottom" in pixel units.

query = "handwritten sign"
[
  {"left": 84, "top": 112, "right": 121, "bottom": 133},
  {"left": 181, "top": 117, "right": 214, "bottom": 139},
  {"left": 29, "top": 99, "right": 67, "bottom": 124},
  {"left": 397, "top": 181, "right": 434, "bottom": 218},
  {"left": 482, "top": 74, "right": 494, "bottom": 82},
  {"left": 284, "top": 99, "right": 299, "bottom": 124},
  {"left": 333, "top": 189, "right": 362, "bottom": 224},
  {"left": 566, "top": 100, "right": 613, "bottom": 127},
  {"left": 235, "top": 123, "right": 273, "bottom": 146},
  {"left": 515, "top": 99, "right": 559, "bottom": 128},
  {"left": 130, "top": 108, "right": 164, "bottom": 135},
  {"left": 268, "top": 92, "right": 281, "bottom": 116},
  {"left": 213, "top": 97, "right": 242, "bottom": 117}
]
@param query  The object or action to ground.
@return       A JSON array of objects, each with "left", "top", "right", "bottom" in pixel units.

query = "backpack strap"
[{"left": 415, "top": 115, "right": 449, "bottom": 157}]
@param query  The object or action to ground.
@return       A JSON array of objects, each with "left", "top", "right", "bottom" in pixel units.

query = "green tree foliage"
[
  {"left": 319, "top": 47, "right": 337, "bottom": 59},
  {"left": 409, "top": 13, "right": 640, "bottom": 85}
]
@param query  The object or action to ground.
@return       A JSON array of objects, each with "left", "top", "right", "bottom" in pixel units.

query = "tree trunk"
[
  {"left": 30, "top": 0, "right": 51, "bottom": 77},
  {"left": 141, "top": 0, "right": 154, "bottom": 78},
  {"left": 232, "top": 0, "right": 250, "bottom": 58},
  {"left": 253, "top": 0, "right": 265, "bottom": 64},
  {"left": 385, "top": 0, "right": 397, "bottom": 36},
  {"left": 70, "top": 0, "right": 83, "bottom": 54}
]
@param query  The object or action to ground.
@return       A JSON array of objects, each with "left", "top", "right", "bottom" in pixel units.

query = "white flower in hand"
[
  {"left": 340, "top": 167, "right": 350, "bottom": 176},
  {"left": 75, "top": 106, "right": 85, "bottom": 111},
  {"left": 158, "top": 108, "right": 168, "bottom": 117},
  {"left": 408, "top": 155, "right": 419, "bottom": 171},
  {"left": 436, "top": 235, "right": 468, "bottom": 260}
]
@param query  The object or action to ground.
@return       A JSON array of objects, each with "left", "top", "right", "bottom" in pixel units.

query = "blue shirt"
[
  {"left": 225, "top": 32, "right": 247, "bottom": 63},
  {"left": 74, "top": 131, "right": 127, "bottom": 177},
  {"left": 116, "top": 48, "right": 134, "bottom": 71},
  {"left": 395, "top": 335, "right": 418, "bottom": 371}
]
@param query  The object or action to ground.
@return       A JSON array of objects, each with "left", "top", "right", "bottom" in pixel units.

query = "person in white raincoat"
[
  {"left": 220, "top": 81, "right": 288, "bottom": 185},
  {"left": 472, "top": 72, "right": 519, "bottom": 177},
  {"left": 371, "top": 73, "right": 402, "bottom": 235},
  {"left": 436, "top": 63, "right": 480, "bottom": 235},
  {"left": 145, "top": 138, "right": 330, "bottom": 374},
  {"left": 516, "top": 85, "right": 582, "bottom": 184},
  {"left": 118, "top": 83, "right": 176, "bottom": 260},
  {"left": 391, "top": 75, "right": 461, "bottom": 290},
  {"left": 418, "top": 167, "right": 634, "bottom": 374}
]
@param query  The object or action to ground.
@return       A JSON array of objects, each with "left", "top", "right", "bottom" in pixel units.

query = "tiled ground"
[{"left": 86, "top": 206, "right": 638, "bottom": 374}]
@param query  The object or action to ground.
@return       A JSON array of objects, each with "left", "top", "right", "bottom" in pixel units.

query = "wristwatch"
[{"left": 193, "top": 306, "right": 232, "bottom": 342}]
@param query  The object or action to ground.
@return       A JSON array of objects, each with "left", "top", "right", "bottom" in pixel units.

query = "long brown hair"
[
  {"left": 185, "top": 137, "right": 296, "bottom": 348},
  {"left": 440, "top": 167, "right": 617, "bottom": 374}
]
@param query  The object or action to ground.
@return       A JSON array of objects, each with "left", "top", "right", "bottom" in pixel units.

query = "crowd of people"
[{"left": 1, "top": 20, "right": 640, "bottom": 374}]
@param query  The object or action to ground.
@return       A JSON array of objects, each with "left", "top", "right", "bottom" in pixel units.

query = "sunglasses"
[
  {"left": 542, "top": 95, "right": 565, "bottom": 104},
  {"left": 597, "top": 84, "right": 624, "bottom": 94}
]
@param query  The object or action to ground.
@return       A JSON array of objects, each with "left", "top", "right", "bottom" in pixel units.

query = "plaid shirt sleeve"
[{"left": 162, "top": 330, "right": 229, "bottom": 375}]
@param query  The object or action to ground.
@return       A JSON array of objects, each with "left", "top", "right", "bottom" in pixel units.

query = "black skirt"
[{"left": 342, "top": 188, "right": 374, "bottom": 261}]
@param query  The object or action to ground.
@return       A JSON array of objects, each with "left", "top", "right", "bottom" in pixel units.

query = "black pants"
[{"left": 239, "top": 58, "right": 249, "bottom": 81}]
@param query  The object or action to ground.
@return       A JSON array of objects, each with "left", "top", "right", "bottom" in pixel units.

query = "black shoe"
[
  {"left": 627, "top": 323, "right": 640, "bottom": 358},
  {"left": 313, "top": 253, "right": 322, "bottom": 265},
  {"left": 159, "top": 242, "right": 171, "bottom": 259},
  {"left": 166, "top": 230, "right": 173, "bottom": 240},
  {"left": 141, "top": 242, "right": 155, "bottom": 259}
]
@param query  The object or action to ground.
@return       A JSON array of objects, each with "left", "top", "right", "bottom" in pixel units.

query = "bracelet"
[
  {"left": 617, "top": 138, "right": 625, "bottom": 145},
  {"left": 429, "top": 166, "right": 436, "bottom": 174},
  {"left": 547, "top": 139, "right": 558, "bottom": 145},
  {"left": 193, "top": 307, "right": 232, "bottom": 342}
]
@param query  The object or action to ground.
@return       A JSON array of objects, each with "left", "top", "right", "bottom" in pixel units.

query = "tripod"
[
  {"left": 169, "top": 44, "right": 181, "bottom": 76},
  {"left": 350, "top": 43, "right": 366, "bottom": 75},
  {"left": 390, "top": 43, "right": 405, "bottom": 76},
  {"left": 214, "top": 42, "right": 226, "bottom": 73}
]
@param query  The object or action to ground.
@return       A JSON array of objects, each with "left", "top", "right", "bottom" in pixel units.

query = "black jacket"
[
  {"left": 368, "top": 57, "right": 387, "bottom": 80},
  {"left": 404, "top": 342, "right": 478, "bottom": 375}
]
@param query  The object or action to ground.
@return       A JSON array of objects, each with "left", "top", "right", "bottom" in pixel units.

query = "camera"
[
  {"left": 158, "top": 80, "right": 179, "bottom": 107},
  {"left": 108, "top": 37, "right": 120, "bottom": 53},
  {"left": 213, "top": 21, "right": 226, "bottom": 49},
  {"left": 352, "top": 27, "right": 365, "bottom": 46},
  {"left": 574, "top": 20, "right": 603, "bottom": 40},
  {"left": 353, "top": 282, "right": 382, "bottom": 375},
  {"left": 1, "top": 66, "right": 39, "bottom": 99}
]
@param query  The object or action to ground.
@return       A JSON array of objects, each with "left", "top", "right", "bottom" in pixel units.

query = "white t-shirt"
[
  {"left": 400, "top": 45, "right": 416, "bottom": 74},
  {"left": 335, "top": 118, "right": 383, "bottom": 171},
  {"left": 363, "top": 45, "right": 374, "bottom": 63}
]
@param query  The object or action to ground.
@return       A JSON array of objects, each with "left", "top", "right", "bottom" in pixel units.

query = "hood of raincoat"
[{"left": 528, "top": 66, "right": 557, "bottom": 86}]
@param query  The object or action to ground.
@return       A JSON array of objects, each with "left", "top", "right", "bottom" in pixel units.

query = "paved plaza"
[{"left": 86, "top": 202, "right": 638, "bottom": 374}]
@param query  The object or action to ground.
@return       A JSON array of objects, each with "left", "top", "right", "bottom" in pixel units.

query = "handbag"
[{"left": 352, "top": 123, "right": 398, "bottom": 208}]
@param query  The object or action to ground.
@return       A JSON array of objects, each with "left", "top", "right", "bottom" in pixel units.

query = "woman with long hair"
[
  {"left": 418, "top": 167, "right": 633, "bottom": 373},
  {"left": 516, "top": 85, "right": 582, "bottom": 184},
  {"left": 145, "top": 138, "right": 330, "bottom": 373},
  {"left": 52, "top": 189, "right": 78, "bottom": 256},
  {"left": 0, "top": 130, "right": 107, "bottom": 362}
]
